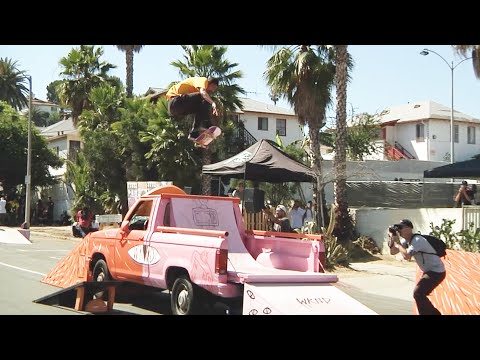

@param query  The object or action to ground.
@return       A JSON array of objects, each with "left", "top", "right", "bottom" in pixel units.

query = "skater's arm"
[{"left": 199, "top": 87, "right": 218, "bottom": 116}]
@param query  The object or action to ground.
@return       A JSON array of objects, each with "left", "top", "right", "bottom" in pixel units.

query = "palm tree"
[
  {"left": 57, "top": 45, "right": 116, "bottom": 125},
  {"left": 333, "top": 45, "right": 351, "bottom": 243},
  {"left": 116, "top": 45, "right": 144, "bottom": 98},
  {"left": 0, "top": 57, "right": 29, "bottom": 111},
  {"left": 452, "top": 45, "right": 480, "bottom": 78},
  {"left": 25, "top": 108, "right": 50, "bottom": 127},
  {"left": 264, "top": 46, "right": 337, "bottom": 226},
  {"left": 170, "top": 45, "right": 246, "bottom": 194}
]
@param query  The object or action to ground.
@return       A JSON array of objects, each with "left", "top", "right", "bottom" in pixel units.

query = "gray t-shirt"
[{"left": 400, "top": 234, "right": 446, "bottom": 273}]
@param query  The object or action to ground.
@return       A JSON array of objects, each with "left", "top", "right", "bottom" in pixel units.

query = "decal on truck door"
[{"left": 128, "top": 245, "right": 161, "bottom": 265}]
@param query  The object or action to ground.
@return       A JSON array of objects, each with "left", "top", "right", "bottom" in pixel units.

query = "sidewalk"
[
  {"left": 336, "top": 259, "right": 417, "bottom": 302},
  {"left": 29, "top": 225, "right": 78, "bottom": 241}
]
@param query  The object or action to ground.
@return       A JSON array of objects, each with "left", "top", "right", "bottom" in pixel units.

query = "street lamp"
[
  {"left": 24, "top": 75, "right": 32, "bottom": 230},
  {"left": 420, "top": 48, "right": 472, "bottom": 164}
]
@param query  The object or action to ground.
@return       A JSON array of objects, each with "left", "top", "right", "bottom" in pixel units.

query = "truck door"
[{"left": 114, "top": 199, "right": 153, "bottom": 283}]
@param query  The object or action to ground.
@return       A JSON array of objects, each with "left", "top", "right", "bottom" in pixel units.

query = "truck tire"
[
  {"left": 171, "top": 276, "right": 202, "bottom": 315},
  {"left": 92, "top": 259, "right": 110, "bottom": 300}
]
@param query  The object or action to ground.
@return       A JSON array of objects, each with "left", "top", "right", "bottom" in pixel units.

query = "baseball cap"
[
  {"left": 398, "top": 219, "right": 413, "bottom": 229},
  {"left": 276, "top": 205, "right": 287, "bottom": 213}
]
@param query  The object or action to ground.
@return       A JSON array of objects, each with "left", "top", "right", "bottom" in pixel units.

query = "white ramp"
[
  {"left": 0, "top": 227, "right": 31, "bottom": 244},
  {"left": 243, "top": 282, "right": 377, "bottom": 315}
]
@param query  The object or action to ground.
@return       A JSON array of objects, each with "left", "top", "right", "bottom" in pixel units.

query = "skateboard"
[{"left": 190, "top": 126, "right": 222, "bottom": 148}]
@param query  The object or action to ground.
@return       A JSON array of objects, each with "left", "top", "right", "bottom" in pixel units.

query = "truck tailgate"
[{"left": 229, "top": 271, "right": 337, "bottom": 284}]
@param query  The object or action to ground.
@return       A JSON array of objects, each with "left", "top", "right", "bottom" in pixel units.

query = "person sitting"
[
  {"left": 73, "top": 207, "right": 96, "bottom": 237},
  {"left": 454, "top": 181, "right": 473, "bottom": 207}
]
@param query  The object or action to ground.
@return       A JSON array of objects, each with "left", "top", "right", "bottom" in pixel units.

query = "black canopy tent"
[
  {"left": 424, "top": 158, "right": 480, "bottom": 178},
  {"left": 202, "top": 139, "right": 316, "bottom": 183}
]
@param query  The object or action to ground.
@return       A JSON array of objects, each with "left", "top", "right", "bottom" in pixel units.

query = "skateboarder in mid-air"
[{"left": 166, "top": 76, "right": 220, "bottom": 142}]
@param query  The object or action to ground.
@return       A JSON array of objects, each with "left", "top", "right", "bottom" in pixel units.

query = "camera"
[{"left": 388, "top": 224, "right": 401, "bottom": 234}]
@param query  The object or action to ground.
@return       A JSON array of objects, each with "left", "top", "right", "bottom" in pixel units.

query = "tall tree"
[
  {"left": 46, "top": 80, "right": 63, "bottom": 103},
  {"left": 264, "top": 45, "right": 354, "bottom": 228},
  {"left": 25, "top": 108, "right": 50, "bottom": 127},
  {"left": 264, "top": 45, "right": 352, "bottom": 227},
  {"left": 0, "top": 58, "right": 29, "bottom": 111},
  {"left": 57, "top": 45, "right": 116, "bottom": 125},
  {"left": 0, "top": 101, "right": 63, "bottom": 196},
  {"left": 333, "top": 45, "right": 351, "bottom": 243},
  {"left": 116, "top": 45, "right": 144, "bottom": 97},
  {"left": 452, "top": 45, "right": 480, "bottom": 78},
  {"left": 170, "top": 45, "right": 246, "bottom": 194}
]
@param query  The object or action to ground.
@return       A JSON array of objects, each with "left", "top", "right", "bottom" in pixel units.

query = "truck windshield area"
[{"left": 128, "top": 200, "right": 153, "bottom": 230}]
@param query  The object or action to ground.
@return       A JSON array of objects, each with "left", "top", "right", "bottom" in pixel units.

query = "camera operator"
[{"left": 388, "top": 219, "right": 446, "bottom": 315}]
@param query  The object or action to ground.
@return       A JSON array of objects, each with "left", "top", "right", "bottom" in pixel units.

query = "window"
[
  {"left": 276, "top": 119, "right": 286, "bottom": 136},
  {"left": 454, "top": 125, "right": 459, "bottom": 143},
  {"left": 128, "top": 200, "right": 153, "bottom": 231},
  {"left": 416, "top": 123, "right": 425, "bottom": 142},
  {"left": 258, "top": 117, "right": 268, "bottom": 131},
  {"left": 468, "top": 126, "right": 476, "bottom": 144}
]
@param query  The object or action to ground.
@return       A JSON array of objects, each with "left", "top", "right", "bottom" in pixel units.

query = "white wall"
[
  {"left": 395, "top": 119, "right": 480, "bottom": 162},
  {"left": 37, "top": 104, "right": 58, "bottom": 114},
  {"left": 240, "top": 112, "right": 304, "bottom": 146},
  {"left": 452, "top": 123, "right": 479, "bottom": 162},
  {"left": 48, "top": 137, "right": 68, "bottom": 159},
  {"left": 352, "top": 207, "right": 463, "bottom": 254}
]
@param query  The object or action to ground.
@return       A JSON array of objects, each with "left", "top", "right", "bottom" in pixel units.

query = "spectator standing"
[
  {"left": 35, "top": 199, "right": 45, "bottom": 225},
  {"left": 303, "top": 200, "right": 316, "bottom": 225},
  {"left": 262, "top": 205, "right": 294, "bottom": 233},
  {"left": 0, "top": 196, "right": 7, "bottom": 226},
  {"left": 232, "top": 182, "right": 245, "bottom": 212},
  {"left": 47, "top": 197, "right": 55, "bottom": 225},
  {"left": 289, "top": 200, "right": 306, "bottom": 232}
]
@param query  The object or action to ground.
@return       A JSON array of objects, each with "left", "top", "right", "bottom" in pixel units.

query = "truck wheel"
[
  {"left": 171, "top": 276, "right": 201, "bottom": 315},
  {"left": 92, "top": 259, "right": 110, "bottom": 300}
]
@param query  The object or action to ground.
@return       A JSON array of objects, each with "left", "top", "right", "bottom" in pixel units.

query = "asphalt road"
[{"left": 0, "top": 226, "right": 416, "bottom": 315}]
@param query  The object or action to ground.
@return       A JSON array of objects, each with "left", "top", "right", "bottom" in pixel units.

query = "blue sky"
[{"left": 1, "top": 45, "right": 479, "bottom": 123}]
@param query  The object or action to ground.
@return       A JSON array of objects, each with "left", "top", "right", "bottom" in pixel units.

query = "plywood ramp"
[
  {"left": 414, "top": 249, "right": 480, "bottom": 315},
  {"left": 41, "top": 237, "right": 92, "bottom": 288}
]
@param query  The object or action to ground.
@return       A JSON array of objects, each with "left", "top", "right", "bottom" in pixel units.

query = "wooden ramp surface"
[{"left": 415, "top": 249, "right": 480, "bottom": 315}]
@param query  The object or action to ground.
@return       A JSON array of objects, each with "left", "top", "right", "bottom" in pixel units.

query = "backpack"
[
  {"left": 468, "top": 184, "right": 477, "bottom": 196},
  {"left": 419, "top": 234, "right": 447, "bottom": 258}
]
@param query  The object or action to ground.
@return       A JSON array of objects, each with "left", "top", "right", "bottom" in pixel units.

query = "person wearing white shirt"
[
  {"left": 303, "top": 200, "right": 316, "bottom": 225},
  {"left": 289, "top": 200, "right": 306, "bottom": 232},
  {"left": 0, "top": 196, "right": 7, "bottom": 226}
]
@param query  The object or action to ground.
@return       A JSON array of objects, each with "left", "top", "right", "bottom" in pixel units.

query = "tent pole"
[{"left": 242, "top": 167, "right": 247, "bottom": 214}]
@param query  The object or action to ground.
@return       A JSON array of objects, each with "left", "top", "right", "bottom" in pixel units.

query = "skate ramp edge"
[
  {"left": 0, "top": 227, "right": 31, "bottom": 244},
  {"left": 243, "top": 282, "right": 377, "bottom": 315}
]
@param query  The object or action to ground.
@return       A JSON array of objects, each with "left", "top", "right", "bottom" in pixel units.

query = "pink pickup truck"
[{"left": 43, "top": 185, "right": 374, "bottom": 315}]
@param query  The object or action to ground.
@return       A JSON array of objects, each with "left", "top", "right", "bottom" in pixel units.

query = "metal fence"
[{"left": 346, "top": 181, "right": 460, "bottom": 208}]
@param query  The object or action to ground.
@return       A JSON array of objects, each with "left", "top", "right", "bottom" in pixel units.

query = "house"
[
  {"left": 231, "top": 97, "right": 303, "bottom": 147},
  {"left": 38, "top": 118, "right": 81, "bottom": 222},
  {"left": 368, "top": 100, "right": 480, "bottom": 163}
]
